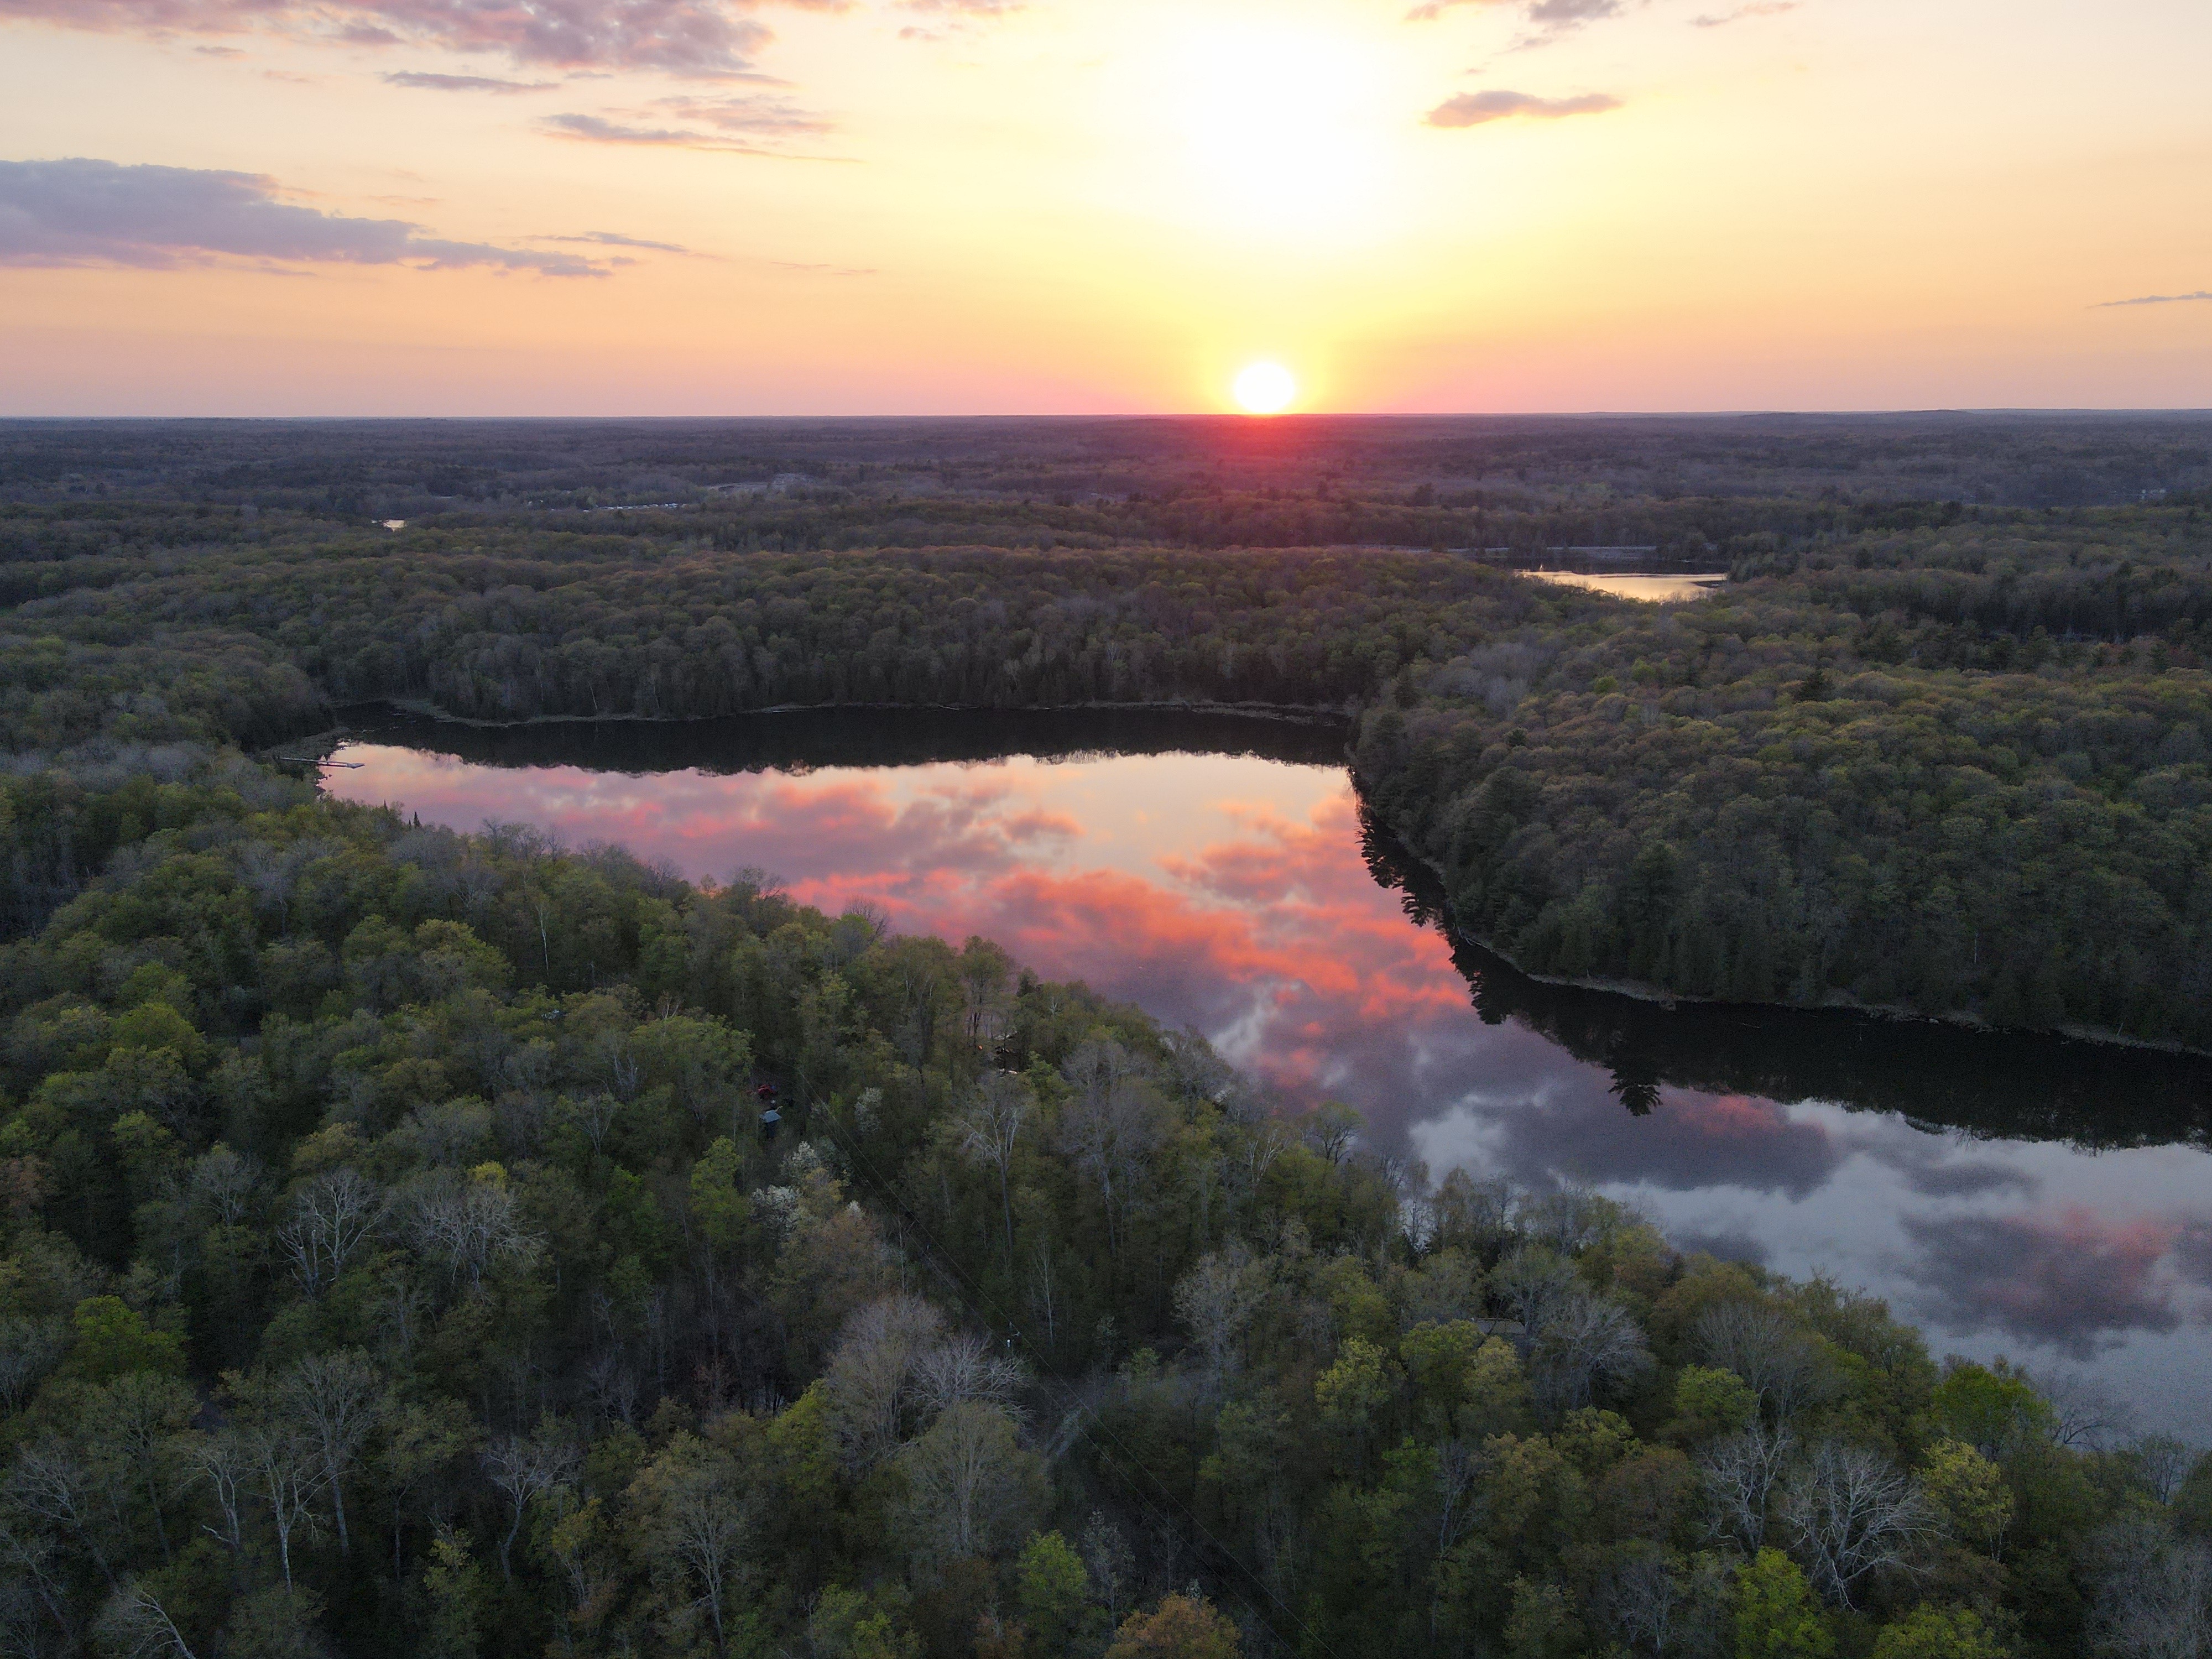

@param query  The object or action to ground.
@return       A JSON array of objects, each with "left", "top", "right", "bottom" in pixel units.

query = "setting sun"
[{"left": 1233, "top": 361, "right": 1297, "bottom": 414}]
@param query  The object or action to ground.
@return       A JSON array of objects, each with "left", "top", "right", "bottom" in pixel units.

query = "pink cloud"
[
  {"left": 0, "top": 0, "right": 774, "bottom": 74},
  {"left": 1902, "top": 1206, "right": 2193, "bottom": 1355}
]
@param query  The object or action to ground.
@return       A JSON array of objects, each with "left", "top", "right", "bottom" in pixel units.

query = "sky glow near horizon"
[{"left": 1, "top": 0, "right": 2209, "bottom": 414}]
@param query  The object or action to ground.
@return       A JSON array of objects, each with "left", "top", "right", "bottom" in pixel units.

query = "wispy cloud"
[
  {"left": 0, "top": 156, "right": 607, "bottom": 274},
  {"left": 1426, "top": 88, "right": 1621, "bottom": 128},
  {"left": 1526, "top": 0, "right": 1624, "bottom": 23},
  {"left": 381, "top": 71, "right": 557, "bottom": 92},
  {"left": 1407, "top": 0, "right": 1626, "bottom": 34},
  {"left": 0, "top": 0, "right": 775, "bottom": 75},
  {"left": 654, "top": 93, "right": 831, "bottom": 134},
  {"left": 541, "top": 93, "right": 834, "bottom": 152},
  {"left": 1692, "top": 1, "right": 1797, "bottom": 24},
  {"left": 537, "top": 112, "right": 799, "bottom": 152},
  {"left": 2096, "top": 290, "right": 2212, "bottom": 308},
  {"left": 898, "top": 0, "right": 1022, "bottom": 17},
  {"left": 547, "top": 229, "right": 694, "bottom": 253}
]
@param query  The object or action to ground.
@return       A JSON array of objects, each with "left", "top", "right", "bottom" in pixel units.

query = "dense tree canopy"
[
  {"left": 1, "top": 773, "right": 2204, "bottom": 1659},
  {"left": 5, "top": 486, "right": 2212, "bottom": 1044}
]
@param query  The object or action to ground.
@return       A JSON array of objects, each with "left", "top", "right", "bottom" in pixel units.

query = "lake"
[
  {"left": 322, "top": 707, "right": 2212, "bottom": 1441},
  {"left": 1522, "top": 570, "right": 1730, "bottom": 602}
]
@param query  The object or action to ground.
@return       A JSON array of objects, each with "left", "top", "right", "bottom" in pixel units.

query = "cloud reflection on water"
[{"left": 326, "top": 739, "right": 2212, "bottom": 1438}]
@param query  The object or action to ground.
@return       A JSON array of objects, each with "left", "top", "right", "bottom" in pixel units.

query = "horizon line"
[{"left": 6, "top": 406, "right": 2212, "bottom": 423}]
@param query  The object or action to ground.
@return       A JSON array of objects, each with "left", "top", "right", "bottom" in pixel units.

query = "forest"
[
  {"left": 1, "top": 416, "right": 2211, "bottom": 1658},
  {"left": 3, "top": 474, "right": 2212, "bottom": 1044},
  {"left": 1, "top": 766, "right": 2208, "bottom": 1659}
]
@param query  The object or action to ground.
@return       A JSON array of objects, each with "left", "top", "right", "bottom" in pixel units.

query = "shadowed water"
[{"left": 321, "top": 705, "right": 2212, "bottom": 1441}]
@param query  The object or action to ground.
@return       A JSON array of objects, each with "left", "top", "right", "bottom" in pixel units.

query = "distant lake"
[
  {"left": 1523, "top": 570, "right": 1730, "bottom": 602},
  {"left": 322, "top": 707, "right": 2212, "bottom": 1441}
]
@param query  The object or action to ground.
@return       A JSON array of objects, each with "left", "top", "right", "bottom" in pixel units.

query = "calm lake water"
[
  {"left": 1522, "top": 570, "right": 1730, "bottom": 602},
  {"left": 324, "top": 708, "right": 2212, "bottom": 1441}
]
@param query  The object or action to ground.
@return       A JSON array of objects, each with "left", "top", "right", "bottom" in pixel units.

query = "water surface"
[
  {"left": 323, "top": 708, "right": 2212, "bottom": 1440},
  {"left": 1522, "top": 570, "right": 1729, "bottom": 602}
]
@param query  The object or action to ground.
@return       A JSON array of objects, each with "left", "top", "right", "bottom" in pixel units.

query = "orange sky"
[{"left": 2, "top": 0, "right": 2209, "bottom": 413}]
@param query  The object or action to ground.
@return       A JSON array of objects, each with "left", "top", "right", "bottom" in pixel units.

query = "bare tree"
[
  {"left": 2132, "top": 1435, "right": 2197, "bottom": 1506},
  {"left": 278, "top": 1349, "right": 383, "bottom": 1557},
  {"left": 953, "top": 1071, "right": 1032, "bottom": 1272},
  {"left": 234, "top": 837, "right": 327, "bottom": 935},
  {"left": 1780, "top": 1439, "right": 1929, "bottom": 1609},
  {"left": 633, "top": 1439, "right": 757, "bottom": 1659},
  {"left": 1081, "top": 1510, "right": 1136, "bottom": 1627},
  {"left": 96, "top": 1579, "right": 199, "bottom": 1659},
  {"left": 0, "top": 1316, "right": 64, "bottom": 1412},
  {"left": 1531, "top": 1291, "right": 1652, "bottom": 1415},
  {"left": 1599, "top": 1543, "right": 1730, "bottom": 1658},
  {"left": 0, "top": 1519, "right": 74, "bottom": 1656},
  {"left": 2038, "top": 1368, "right": 2135, "bottom": 1452},
  {"left": 1520, "top": 1186, "right": 1613, "bottom": 1254},
  {"left": 2089, "top": 1520, "right": 2212, "bottom": 1658},
  {"left": 245, "top": 1423, "right": 327, "bottom": 1593},
  {"left": 187, "top": 1144, "right": 260, "bottom": 1229},
  {"left": 404, "top": 1173, "right": 540, "bottom": 1291},
  {"left": 956, "top": 941, "right": 1016, "bottom": 1051},
  {"left": 193, "top": 1431, "right": 252, "bottom": 1558},
  {"left": 893, "top": 1401, "right": 1042, "bottom": 1569},
  {"left": 6, "top": 1436, "right": 119, "bottom": 1589},
  {"left": 1491, "top": 1248, "right": 1582, "bottom": 1349},
  {"left": 1172, "top": 1243, "right": 1267, "bottom": 1395},
  {"left": 1160, "top": 1025, "right": 1238, "bottom": 1104},
  {"left": 1030, "top": 1237, "right": 1061, "bottom": 1349},
  {"left": 1432, "top": 1168, "right": 1520, "bottom": 1258},
  {"left": 1056, "top": 1040, "right": 1161, "bottom": 1255},
  {"left": 1699, "top": 1421, "right": 1797, "bottom": 1552},
  {"left": 821, "top": 1295, "right": 946, "bottom": 1471},
  {"left": 562, "top": 1092, "right": 623, "bottom": 1155},
  {"left": 1696, "top": 1303, "right": 1827, "bottom": 1423},
  {"left": 1435, "top": 1440, "right": 1481, "bottom": 1554},
  {"left": 910, "top": 1332, "right": 1027, "bottom": 1420},
  {"left": 482, "top": 1421, "right": 581, "bottom": 1580},
  {"left": 1302, "top": 1103, "right": 1361, "bottom": 1166},
  {"left": 277, "top": 1167, "right": 385, "bottom": 1297},
  {"left": 97, "top": 1373, "right": 195, "bottom": 1567}
]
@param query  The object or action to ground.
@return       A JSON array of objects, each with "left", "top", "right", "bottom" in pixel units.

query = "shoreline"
[
  {"left": 290, "top": 697, "right": 2206, "bottom": 1065},
  {"left": 1350, "top": 766, "right": 2212, "bottom": 1063},
  {"left": 359, "top": 694, "right": 1359, "bottom": 732}
]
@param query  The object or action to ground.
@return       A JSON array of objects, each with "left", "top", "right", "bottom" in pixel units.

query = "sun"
[{"left": 1233, "top": 361, "right": 1297, "bottom": 415}]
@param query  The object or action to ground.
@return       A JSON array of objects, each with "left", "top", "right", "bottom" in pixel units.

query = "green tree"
[
  {"left": 1104, "top": 1593, "right": 1240, "bottom": 1659},
  {"left": 60, "top": 1295, "right": 185, "bottom": 1383},
  {"left": 1921, "top": 1439, "right": 2013, "bottom": 1552},
  {"left": 1016, "top": 1530, "right": 1091, "bottom": 1651},
  {"left": 1735, "top": 1549, "right": 1833, "bottom": 1659},
  {"left": 1672, "top": 1364, "right": 1759, "bottom": 1442},
  {"left": 689, "top": 1137, "right": 752, "bottom": 1255},
  {"left": 1869, "top": 1604, "right": 2008, "bottom": 1659}
]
